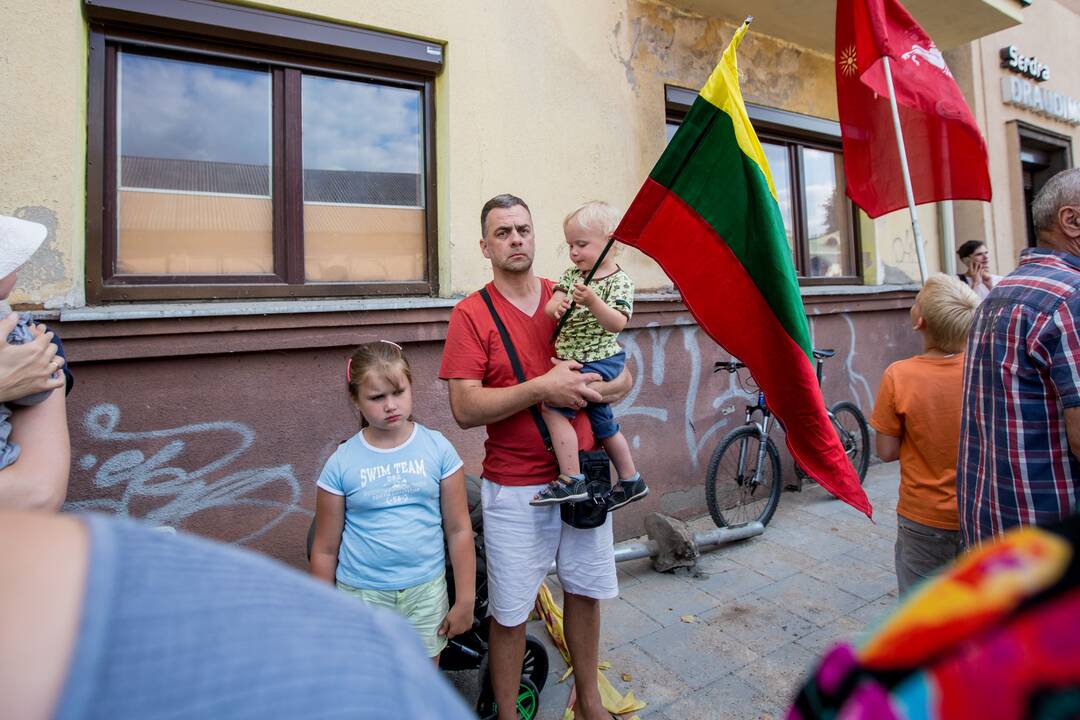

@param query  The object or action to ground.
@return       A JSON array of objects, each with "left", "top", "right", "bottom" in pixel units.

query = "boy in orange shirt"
[{"left": 870, "top": 274, "right": 979, "bottom": 594}]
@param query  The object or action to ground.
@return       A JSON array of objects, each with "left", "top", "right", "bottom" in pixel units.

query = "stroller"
[{"left": 306, "top": 475, "right": 550, "bottom": 719}]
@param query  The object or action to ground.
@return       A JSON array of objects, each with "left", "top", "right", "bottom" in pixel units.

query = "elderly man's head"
[{"left": 1031, "top": 168, "right": 1080, "bottom": 254}]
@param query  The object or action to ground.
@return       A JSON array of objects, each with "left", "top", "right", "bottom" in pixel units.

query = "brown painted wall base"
[{"left": 57, "top": 290, "right": 919, "bottom": 568}]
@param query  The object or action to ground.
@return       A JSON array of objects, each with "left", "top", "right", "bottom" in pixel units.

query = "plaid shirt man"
[{"left": 957, "top": 248, "right": 1080, "bottom": 545}]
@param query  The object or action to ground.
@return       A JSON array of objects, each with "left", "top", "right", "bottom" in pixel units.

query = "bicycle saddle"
[{"left": 812, "top": 348, "right": 836, "bottom": 359}]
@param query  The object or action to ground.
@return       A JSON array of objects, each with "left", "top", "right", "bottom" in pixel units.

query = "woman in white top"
[{"left": 956, "top": 240, "right": 1001, "bottom": 301}]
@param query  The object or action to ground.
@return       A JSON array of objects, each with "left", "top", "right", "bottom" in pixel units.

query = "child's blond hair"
[
  {"left": 916, "top": 274, "right": 979, "bottom": 353},
  {"left": 563, "top": 201, "right": 622, "bottom": 238}
]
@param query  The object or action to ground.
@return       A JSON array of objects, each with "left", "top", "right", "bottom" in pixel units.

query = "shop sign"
[
  {"left": 1000, "top": 46, "right": 1049, "bottom": 82},
  {"left": 1002, "top": 76, "right": 1080, "bottom": 126}
]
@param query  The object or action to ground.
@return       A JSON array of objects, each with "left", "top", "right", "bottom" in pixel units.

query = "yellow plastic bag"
[{"left": 535, "top": 582, "right": 646, "bottom": 720}]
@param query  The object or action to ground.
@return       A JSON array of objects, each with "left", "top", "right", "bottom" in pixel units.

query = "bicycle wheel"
[
  {"left": 705, "top": 425, "right": 782, "bottom": 527},
  {"left": 830, "top": 401, "right": 870, "bottom": 484}
]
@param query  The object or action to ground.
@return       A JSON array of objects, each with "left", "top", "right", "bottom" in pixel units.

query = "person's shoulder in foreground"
[{"left": 0, "top": 511, "right": 474, "bottom": 720}]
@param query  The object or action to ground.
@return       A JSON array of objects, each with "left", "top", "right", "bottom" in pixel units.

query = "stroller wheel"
[
  {"left": 520, "top": 635, "right": 549, "bottom": 693},
  {"left": 477, "top": 634, "right": 549, "bottom": 699},
  {"left": 475, "top": 676, "right": 540, "bottom": 720}
]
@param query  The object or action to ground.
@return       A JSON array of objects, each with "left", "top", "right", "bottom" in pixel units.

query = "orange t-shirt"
[{"left": 870, "top": 354, "right": 965, "bottom": 530}]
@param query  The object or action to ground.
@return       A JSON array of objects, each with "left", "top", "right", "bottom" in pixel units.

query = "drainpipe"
[{"left": 940, "top": 201, "right": 956, "bottom": 276}]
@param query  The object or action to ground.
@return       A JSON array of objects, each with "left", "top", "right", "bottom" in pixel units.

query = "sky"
[{"left": 119, "top": 51, "right": 423, "bottom": 175}]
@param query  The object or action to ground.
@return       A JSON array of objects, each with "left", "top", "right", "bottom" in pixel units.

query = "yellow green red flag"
[{"left": 614, "top": 21, "right": 871, "bottom": 517}]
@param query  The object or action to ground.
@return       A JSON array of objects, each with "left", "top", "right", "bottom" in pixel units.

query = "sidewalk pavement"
[{"left": 522, "top": 460, "right": 902, "bottom": 719}]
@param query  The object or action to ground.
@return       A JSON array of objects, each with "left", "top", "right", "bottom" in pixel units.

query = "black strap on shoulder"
[{"left": 478, "top": 288, "right": 553, "bottom": 451}]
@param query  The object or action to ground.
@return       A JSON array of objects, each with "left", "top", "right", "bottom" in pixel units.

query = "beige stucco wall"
[
  {"left": 5, "top": 0, "right": 1027, "bottom": 308},
  {"left": 953, "top": 0, "right": 1080, "bottom": 275},
  {"left": 0, "top": 0, "right": 87, "bottom": 308}
]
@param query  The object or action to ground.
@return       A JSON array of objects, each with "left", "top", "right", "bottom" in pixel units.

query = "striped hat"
[{"left": 0, "top": 215, "right": 47, "bottom": 278}]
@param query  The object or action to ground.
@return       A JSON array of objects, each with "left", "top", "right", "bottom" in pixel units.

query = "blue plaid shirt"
[{"left": 957, "top": 249, "right": 1080, "bottom": 545}]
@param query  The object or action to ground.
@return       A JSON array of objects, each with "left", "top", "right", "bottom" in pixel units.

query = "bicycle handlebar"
[
  {"left": 713, "top": 360, "right": 746, "bottom": 374},
  {"left": 714, "top": 348, "right": 835, "bottom": 376}
]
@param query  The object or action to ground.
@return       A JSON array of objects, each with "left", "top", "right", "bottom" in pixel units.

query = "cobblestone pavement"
[{"left": 450, "top": 461, "right": 902, "bottom": 719}]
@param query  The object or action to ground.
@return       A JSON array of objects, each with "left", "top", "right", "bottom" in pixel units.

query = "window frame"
[
  {"left": 664, "top": 86, "right": 863, "bottom": 285},
  {"left": 85, "top": 0, "right": 441, "bottom": 303}
]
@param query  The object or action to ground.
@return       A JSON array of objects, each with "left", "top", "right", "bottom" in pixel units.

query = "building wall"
[
  {"left": 2, "top": 0, "right": 946, "bottom": 307},
  {"left": 1, "top": 0, "right": 948, "bottom": 561},
  {"left": 0, "top": 0, "right": 88, "bottom": 308},
  {"left": 58, "top": 292, "right": 918, "bottom": 565},
  {"left": 953, "top": 0, "right": 1080, "bottom": 274}
]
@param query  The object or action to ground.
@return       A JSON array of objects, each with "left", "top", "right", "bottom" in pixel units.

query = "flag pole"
[{"left": 881, "top": 55, "right": 928, "bottom": 284}]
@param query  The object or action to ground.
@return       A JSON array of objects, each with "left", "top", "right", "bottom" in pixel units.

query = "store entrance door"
[{"left": 1017, "top": 124, "right": 1073, "bottom": 248}]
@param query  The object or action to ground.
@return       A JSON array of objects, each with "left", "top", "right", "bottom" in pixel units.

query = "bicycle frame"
[{"left": 739, "top": 390, "right": 774, "bottom": 484}]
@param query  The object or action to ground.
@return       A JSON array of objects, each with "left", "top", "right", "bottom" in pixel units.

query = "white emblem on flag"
[
  {"left": 900, "top": 43, "right": 953, "bottom": 78},
  {"left": 839, "top": 45, "right": 858, "bottom": 77}
]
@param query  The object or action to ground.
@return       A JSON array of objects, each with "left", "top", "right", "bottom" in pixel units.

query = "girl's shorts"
[{"left": 337, "top": 574, "right": 449, "bottom": 657}]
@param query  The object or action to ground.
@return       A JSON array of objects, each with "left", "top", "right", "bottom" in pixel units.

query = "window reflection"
[
  {"left": 117, "top": 51, "right": 273, "bottom": 275},
  {"left": 801, "top": 147, "right": 851, "bottom": 278},
  {"left": 302, "top": 75, "right": 426, "bottom": 282},
  {"left": 761, "top": 142, "right": 795, "bottom": 256}
]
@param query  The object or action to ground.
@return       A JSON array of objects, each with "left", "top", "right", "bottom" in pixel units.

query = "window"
[
  {"left": 665, "top": 87, "right": 861, "bottom": 283},
  {"left": 86, "top": 0, "right": 441, "bottom": 302}
]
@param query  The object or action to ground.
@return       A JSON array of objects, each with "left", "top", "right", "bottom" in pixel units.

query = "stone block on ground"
[{"left": 645, "top": 512, "right": 699, "bottom": 572}]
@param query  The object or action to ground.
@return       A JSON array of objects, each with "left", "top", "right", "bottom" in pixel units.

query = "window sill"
[
  {"left": 58, "top": 295, "right": 460, "bottom": 323},
  {"left": 55, "top": 283, "right": 918, "bottom": 323},
  {"left": 50, "top": 284, "right": 917, "bottom": 362}
]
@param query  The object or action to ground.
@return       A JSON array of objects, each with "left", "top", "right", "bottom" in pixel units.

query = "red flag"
[{"left": 835, "top": 0, "right": 991, "bottom": 218}]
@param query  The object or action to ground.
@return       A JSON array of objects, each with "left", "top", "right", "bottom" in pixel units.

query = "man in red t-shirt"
[{"left": 440, "top": 194, "right": 629, "bottom": 720}]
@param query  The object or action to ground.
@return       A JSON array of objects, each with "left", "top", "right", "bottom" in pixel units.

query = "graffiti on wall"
[
  {"left": 614, "top": 313, "right": 870, "bottom": 470},
  {"left": 66, "top": 403, "right": 310, "bottom": 545},
  {"left": 62, "top": 310, "right": 877, "bottom": 546}
]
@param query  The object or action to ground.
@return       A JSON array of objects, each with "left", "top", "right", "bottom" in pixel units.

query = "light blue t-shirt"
[{"left": 317, "top": 423, "right": 463, "bottom": 591}]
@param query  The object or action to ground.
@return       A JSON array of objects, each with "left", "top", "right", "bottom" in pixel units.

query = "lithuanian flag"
[{"left": 615, "top": 20, "right": 872, "bottom": 518}]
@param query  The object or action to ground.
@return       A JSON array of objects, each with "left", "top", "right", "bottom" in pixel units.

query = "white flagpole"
[{"left": 881, "top": 55, "right": 928, "bottom": 284}]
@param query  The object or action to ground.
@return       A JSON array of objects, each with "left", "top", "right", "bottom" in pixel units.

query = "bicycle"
[
  {"left": 793, "top": 349, "right": 871, "bottom": 488},
  {"left": 704, "top": 348, "right": 870, "bottom": 529}
]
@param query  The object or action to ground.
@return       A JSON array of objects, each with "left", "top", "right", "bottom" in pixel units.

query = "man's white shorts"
[{"left": 481, "top": 479, "right": 618, "bottom": 627}]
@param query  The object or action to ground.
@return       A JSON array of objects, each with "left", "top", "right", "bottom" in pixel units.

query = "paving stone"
[
  {"left": 535, "top": 674, "right": 571, "bottom": 720},
  {"left": 634, "top": 622, "right": 758, "bottom": 690},
  {"left": 728, "top": 538, "right": 820, "bottom": 580},
  {"left": 843, "top": 532, "right": 896, "bottom": 572},
  {"left": 661, "top": 672, "right": 778, "bottom": 720},
  {"left": 694, "top": 548, "right": 741, "bottom": 575},
  {"left": 805, "top": 553, "right": 898, "bottom": 602},
  {"left": 734, "top": 641, "right": 819, "bottom": 705},
  {"left": 617, "top": 556, "right": 656, "bottom": 581},
  {"left": 599, "top": 596, "right": 664, "bottom": 651},
  {"left": 753, "top": 572, "right": 866, "bottom": 627},
  {"left": 532, "top": 461, "right": 906, "bottom": 717},
  {"left": 617, "top": 565, "right": 644, "bottom": 588},
  {"left": 690, "top": 563, "right": 776, "bottom": 600},
  {"left": 702, "top": 593, "right": 817, "bottom": 656},
  {"left": 792, "top": 609, "right": 874, "bottom": 656},
  {"left": 602, "top": 641, "right": 695, "bottom": 717},
  {"left": 759, "top": 522, "right": 861, "bottom": 563},
  {"left": 848, "top": 592, "right": 898, "bottom": 629},
  {"left": 617, "top": 575, "right": 723, "bottom": 627}
]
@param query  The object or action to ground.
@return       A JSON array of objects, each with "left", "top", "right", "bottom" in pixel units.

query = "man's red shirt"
[{"left": 439, "top": 279, "right": 595, "bottom": 486}]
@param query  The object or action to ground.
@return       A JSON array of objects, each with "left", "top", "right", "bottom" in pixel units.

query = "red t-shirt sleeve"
[{"left": 439, "top": 300, "right": 488, "bottom": 381}]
